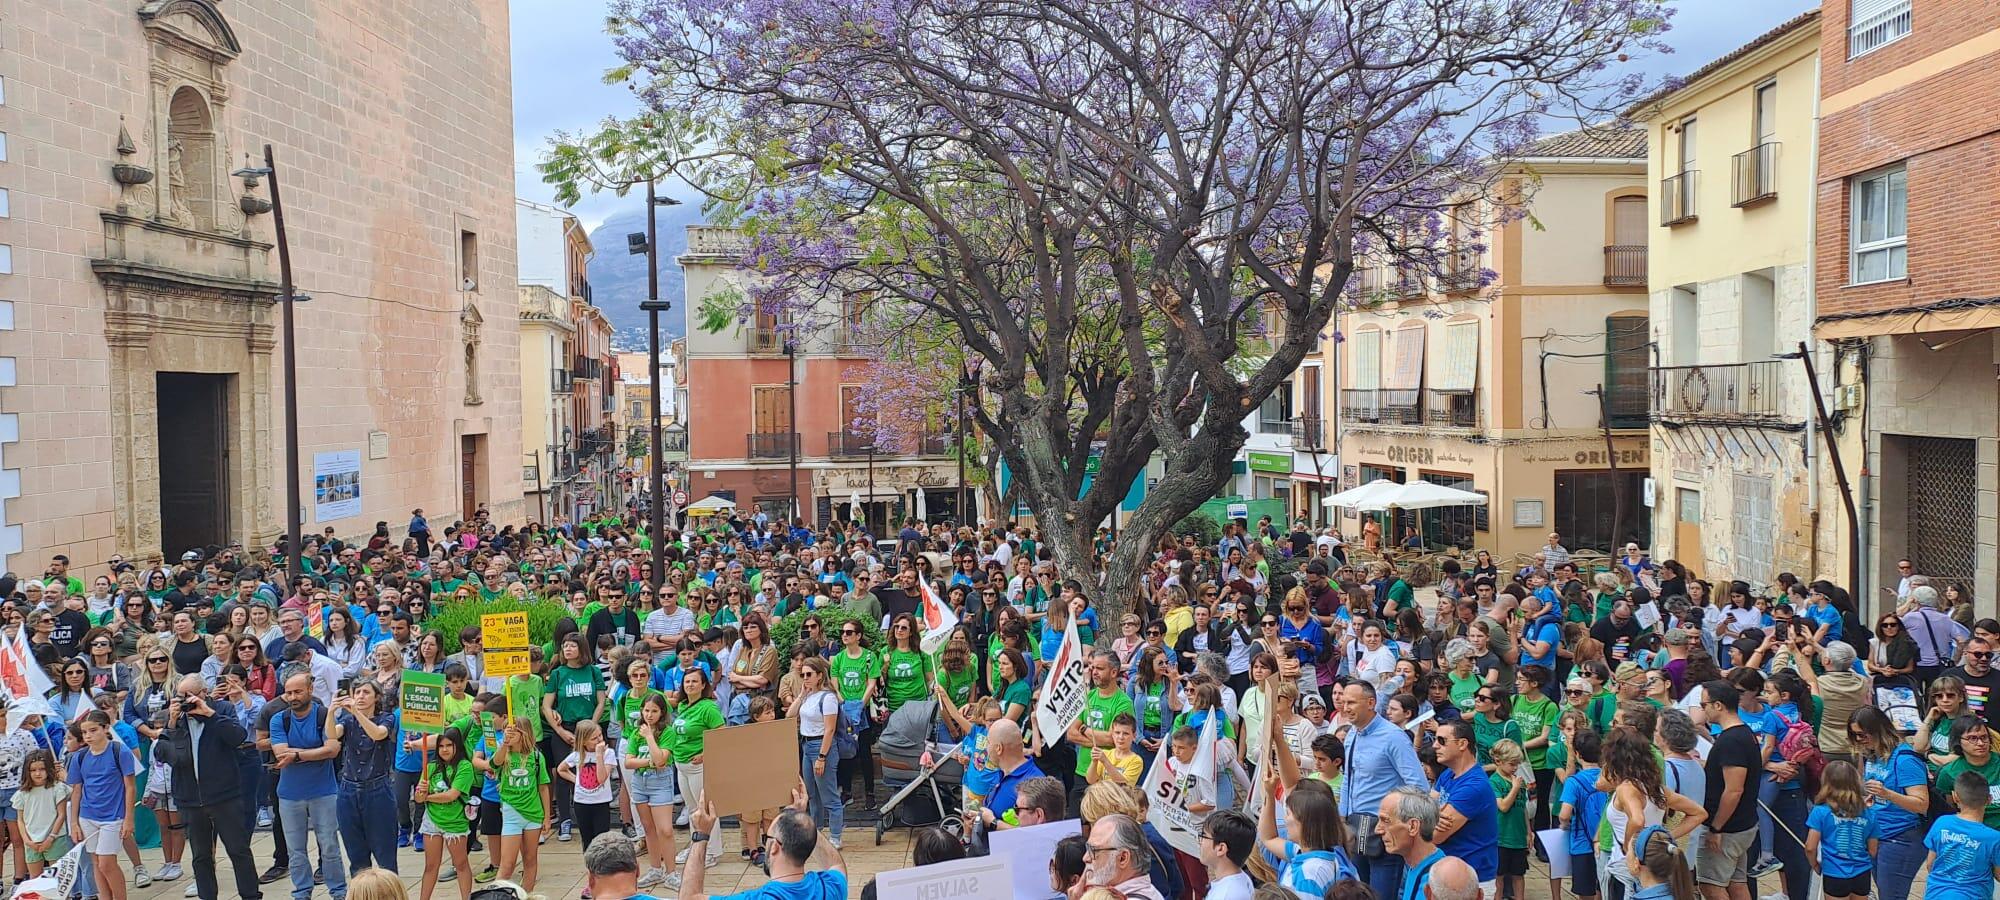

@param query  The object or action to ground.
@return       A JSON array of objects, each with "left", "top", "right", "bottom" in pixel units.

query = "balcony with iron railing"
[
  {"left": 1392, "top": 273, "right": 1426, "bottom": 300},
  {"left": 1732, "top": 142, "right": 1778, "bottom": 207},
  {"left": 748, "top": 431, "right": 799, "bottom": 459},
  {"left": 1291, "top": 414, "right": 1327, "bottom": 450},
  {"left": 827, "top": 430, "right": 877, "bottom": 459},
  {"left": 550, "top": 368, "right": 573, "bottom": 394},
  {"left": 1603, "top": 246, "right": 1647, "bottom": 287},
  {"left": 1425, "top": 389, "right": 1481, "bottom": 428},
  {"left": 1340, "top": 389, "right": 1421, "bottom": 426},
  {"left": 1439, "top": 252, "right": 1481, "bottom": 293},
  {"left": 748, "top": 327, "right": 785, "bottom": 354},
  {"left": 1650, "top": 359, "right": 1787, "bottom": 423},
  {"left": 1660, "top": 171, "right": 1698, "bottom": 226}
]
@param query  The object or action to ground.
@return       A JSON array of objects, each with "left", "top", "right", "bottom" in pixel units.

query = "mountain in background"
[{"left": 587, "top": 202, "right": 708, "bottom": 351}]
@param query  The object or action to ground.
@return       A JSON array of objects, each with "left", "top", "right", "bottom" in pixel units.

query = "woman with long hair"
[
  {"left": 104, "top": 598, "right": 151, "bottom": 659},
  {"left": 667, "top": 666, "right": 725, "bottom": 868},
  {"left": 879, "top": 613, "right": 932, "bottom": 714},
  {"left": 936, "top": 627, "right": 978, "bottom": 706},
  {"left": 197, "top": 633, "right": 234, "bottom": 688},
  {"left": 491, "top": 715, "right": 550, "bottom": 892},
  {"left": 233, "top": 637, "right": 279, "bottom": 700},
  {"left": 1849, "top": 707, "right": 1931, "bottom": 900},
  {"left": 542, "top": 632, "right": 604, "bottom": 843},
  {"left": 1913, "top": 674, "right": 1969, "bottom": 768},
  {"left": 789, "top": 656, "right": 844, "bottom": 851},
  {"left": 1867, "top": 612, "right": 1918, "bottom": 687},
  {"left": 322, "top": 607, "right": 368, "bottom": 680},
  {"left": 1601, "top": 731, "right": 1705, "bottom": 895},
  {"left": 622, "top": 693, "right": 679, "bottom": 890},
  {"left": 726, "top": 614, "right": 778, "bottom": 708},
  {"left": 415, "top": 727, "right": 475, "bottom": 900},
  {"left": 411, "top": 632, "right": 448, "bottom": 675},
  {"left": 47, "top": 659, "right": 94, "bottom": 724},
  {"left": 1128, "top": 646, "right": 1183, "bottom": 757}
]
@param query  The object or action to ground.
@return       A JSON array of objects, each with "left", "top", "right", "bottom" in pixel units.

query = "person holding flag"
[{"left": 1065, "top": 645, "right": 1135, "bottom": 817}]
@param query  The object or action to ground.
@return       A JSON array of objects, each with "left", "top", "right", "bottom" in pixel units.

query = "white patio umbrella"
[
  {"left": 683, "top": 495, "right": 738, "bottom": 517},
  {"left": 1321, "top": 478, "right": 1403, "bottom": 508},
  {"left": 1364, "top": 480, "right": 1488, "bottom": 513},
  {"left": 915, "top": 486, "right": 929, "bottom": 521}
]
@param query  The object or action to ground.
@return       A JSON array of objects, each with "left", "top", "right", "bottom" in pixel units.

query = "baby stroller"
[{"left": 871, "top": 698, "right": 964, "bottom": 845}]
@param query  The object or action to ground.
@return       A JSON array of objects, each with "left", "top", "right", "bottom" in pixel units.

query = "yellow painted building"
[
  {"left": 1630, "top": 12, "right": 1826, "bottom": 589},
  {"left": 1329, "top": 129, "right": 1652, "bottom": 560}
]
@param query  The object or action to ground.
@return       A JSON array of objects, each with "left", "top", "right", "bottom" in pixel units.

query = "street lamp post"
[
  {"left": 785, "top": 338, "right": 800, "bottom": 526},
  {"left": 236, "top": 146, "right": 304, "bottom": 579},
  {"left": 633, "top": 182, "right": 680, "bottom": 591},
  {"left": 955, "top": 367, "right": 970, "bottom": 528}
]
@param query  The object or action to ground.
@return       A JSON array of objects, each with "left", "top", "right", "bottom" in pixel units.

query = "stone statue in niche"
[
  {"left": 166, "top": 139, "right": 195, "bottom": 226},
  {"left": 462, "top": 304, "right": 484, "bottom": 405}
]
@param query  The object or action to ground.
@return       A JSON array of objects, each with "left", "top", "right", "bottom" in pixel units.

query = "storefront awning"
[{"left": 1815, "top": 298, "right": 2000, "bottom": 339}]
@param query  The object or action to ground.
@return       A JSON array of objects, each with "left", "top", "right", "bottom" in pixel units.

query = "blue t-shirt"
[
  {"left": 1560, "top": 767, "right": 1610, "bottom": 856},
  {"left": 66, "top": 740, "right": 137, "bottom": 822},
  {"left": 1437, "top": 765, "right": 1499, "bottom": 881},
  {"left": 1524, "top": 620, "right": 1561, "bottom": 671},
  {"left": 1400, "top": 848, "right": 1447, "bottom": 900},
  {"left": 270, "top": 702, "right": 338, "bottom": 801},
  {"left": 395, "top": 721, "right": 425, "bottom": 774},
  {"left": 712, "top": 869, "right": 846, "bottom": 900},
  {"left": 1864, "top": 745, "right": 1930, "bottom": 838},
  {"left": 959, "top": 725, "right": 999, "bottom": 798},
  {"left": 984, "top": 758, "right": 1045, "bottom": 821},
  {"left": 1805, "top": 804, "right": 1878, "bottom": 879},
  {"left": 1736, "top": 705, "right": 1792, "bottom": 786},
  {"left": 1922, "top": 816, "right": 2000, "bottom": 900},
  {"left": 1804, "top": 603, "right": 1842, "bottom": 643}
]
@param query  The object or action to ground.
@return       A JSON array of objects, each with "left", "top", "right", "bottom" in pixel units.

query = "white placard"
[
  {"left": 988, "top": 819, "right": 1081, "bottom": 900},
  {"left": 313, "top": 450, "right": 363, "bottom": 522},
  {"left": 873, "top": 854, "right": 1015, "bottom": 900},
  {"left": 1536, "top": 829, "right": 1571, "bottom": 877},
  {"left": 1033, "top": 617, "right": 1089, "bottom": 743},
  {"left": 1635, "top": 601, "right": 1662, "bottom": 631}
]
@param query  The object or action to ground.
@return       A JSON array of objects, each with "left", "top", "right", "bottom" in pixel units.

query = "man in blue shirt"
[
  {"left": 1380, "top": 785, "right": 1444, "bottom": 900},
  {"left": 269, "top": 671, "right": 346, "bottom": 900},
  {"left": 1340, "top": 680, "right": 1430, "bottom": 900},
  {"left": 680, "top": 782, "right": 847, "bottom": 900},
  {"left": 1432, "top": 719, "right": 1499, "bottom": 892}
]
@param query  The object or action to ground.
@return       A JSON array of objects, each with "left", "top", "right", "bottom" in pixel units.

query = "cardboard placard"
[
  {"left": 400, "top": 671, "right": 447, "bottom": 734},
  {"left": 700, "top": 716, "right": 804, "bottom": 817},
  {"left": 485, "top": 649, "right": 532, "bottom": 678},
  {"left": 482, "top": 612, "right": 529, "bottom": 649},
  {"left": 872, "top": 854, "right": 1015, "bottom": 900},
  {"left": 987, "top": 819, "right": 1080, "bottom": 900}
]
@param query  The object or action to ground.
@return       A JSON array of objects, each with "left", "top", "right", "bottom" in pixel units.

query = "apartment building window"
[
  {"left": 459, "top": 230, "right": 480, "bottom": 291},
  {"left": 1730, "top": 474, "right": 1775, "bottom": 583},
  {"left": 1604, "top": 315, "right": 1650, "bottom": 428},
  {"left": 1849, "top": 0, "right": 1912, "bottom": 58},
  {"left": 1258, "top": 379, "right": 1293, "bottom": 433},
  {"left": 1851, "top": 164, "right": 1907, "bottom": 284}
]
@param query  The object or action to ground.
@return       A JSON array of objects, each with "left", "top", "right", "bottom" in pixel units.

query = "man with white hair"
[
  {"left": 1426, "top": 857, "right": 1483, "bottom": 900},
  {"left": 1085, "top": 814, "right": 1164, "bottom": 900},
  {"left": 1805, "top": 641, "right": 1869, "bottom": 760},
  {"left": 1902, "top": 584, "right": 1967, "bottom": 689}
]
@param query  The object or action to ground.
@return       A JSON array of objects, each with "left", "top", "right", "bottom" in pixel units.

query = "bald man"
[
  {"left": 979, "top": 718, "right": 1045, "bottom": 824},
  {"left": 155, "top": 675, "right": 260, "bottom": 900},
  {"left": 1427, "top": 857, "right": 1481, "bottom": 900}
]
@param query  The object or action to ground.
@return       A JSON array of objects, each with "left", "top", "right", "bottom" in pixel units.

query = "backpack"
[
  {"left": 822, "top": 692, "right": 857, "bottom": 760},
  {"left": 1774, "top": 710, "right": 1826, "bottom": 796},
  {"left": 1285, "top": 847, "right": 1358, "bottom": 897}
]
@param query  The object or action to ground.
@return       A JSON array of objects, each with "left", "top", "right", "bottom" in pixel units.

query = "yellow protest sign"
[
  {"left": 485, "top": 648, "right": 532, "bottom": 678},
  {"left": 482, "top": 612, "right": 529, "bottom": 650}
]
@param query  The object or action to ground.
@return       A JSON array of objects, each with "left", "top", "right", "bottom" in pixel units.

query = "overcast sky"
[{"left": 509, "top": 0, "right": 1821, "bottom": 232}]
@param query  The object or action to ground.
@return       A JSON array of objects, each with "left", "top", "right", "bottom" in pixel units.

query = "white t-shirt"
[
  {"left": 562, "top": 748, "right": 619, "bottom": 805},
  {"left": 798, "top": 690, "right": 840, "bottom": 739},
  {"left": 1208, "top": 871, "right": 1255, "bottom": 900}
]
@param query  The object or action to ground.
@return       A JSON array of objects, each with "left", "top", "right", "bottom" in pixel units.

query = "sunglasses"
[
  {"left": 147, "top": 657, "right": 167, "bottom": 664},
  {"left": 1565, "top": 689, "right": 1586, "bottom": 696},
  {"left": 90, "top": 641, "right": 110, "bottom": 648},
  {"left": 1261, "top": 620, "right": 1278, "bottom": 627},
  {"left": 1934, "top": 691, "right": 1961, "bottom": 699},
  {"left": 841, "top": 628, "right": 859, "bottom": 636},
  {"left": 1146, "top": 629, "right": 1164, "bottom": 636},
  {"left": 1878, "top": 622, "right": 1900, "bottom": 629},
  {"left": 1972, "top": 651, "right": 1995, "bottom": 660}
]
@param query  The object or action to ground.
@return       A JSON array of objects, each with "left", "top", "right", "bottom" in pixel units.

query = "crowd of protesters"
[{"left": 5, "top": 509, "right": 2000, "bottom": 900}]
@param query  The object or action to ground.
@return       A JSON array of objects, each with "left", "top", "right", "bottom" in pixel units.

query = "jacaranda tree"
[{"left": 597, "top": 0, "right": 1672, "bottom": 623}]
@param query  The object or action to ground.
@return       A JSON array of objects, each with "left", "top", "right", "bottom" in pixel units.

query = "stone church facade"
[{"left": 0, "top": 0, "right": 523, "bottom": 573}]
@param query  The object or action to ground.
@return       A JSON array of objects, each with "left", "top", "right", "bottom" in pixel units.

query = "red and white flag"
[
  {"left": 917, "top": 579, "right": 959, "bottom": 656},
  {"left": 1, "top": 626, "right": 54, "bottom": 710}
]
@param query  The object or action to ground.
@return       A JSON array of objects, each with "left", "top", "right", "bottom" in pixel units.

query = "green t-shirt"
[
  {"left": 940, "top": 665, "right": 977, "bottom": 707},
  {"left": 442, "top": 692, "right": 477, "bottom": 727},
  {"left": 624, "top": 726, "right": 668, "bottom": 771},
  {"left": 506, "top": 675, "right": 545, "bottom": 741},
  {"left": 1512, "top": 694, "right": 1561, "bottom": 770},
  {"left": 424, "top": 759, "right": 478, "bottom": 834},
  {"left": 1449, "top": 670, "right": 1483, "bottom": 707},
  {"left": 1074, "top": 688, "right": 1137, "bottom": 776},
  {"left": 1939, "top": 754, "right": 2000, "bottom": 827},
  {"left": 1492, "top": 771, "right": 1529, "bottom": 849},
  {"left": 548, "top": 664, "right": 604, "bottom": 725},
  {"left": 1472, "top": 714, "right": 1522, "bottom": 765},
  {"left": 998, "top": 678, "right": 1032, "bottom": 715},
  {"left": 1586, "top": 692, "right": 1619, "bottom": 734},
  {"left": 831, "top": 649, "right": 880, "bottom": 702},
  {"left": 497, "top": 750, "right": 550, "bottom": 821},
  {"left": 883, "top": 649, "right": 933, "bottom": 710},
  {"left": 665, "top": 698, "right": 725, "bottom": 760},
  {"left": 1544, "top": 729, "right": 1569, "bottom": 774},
  {"left": 611, "top": 688, "right": 658, "bottom": 735}
]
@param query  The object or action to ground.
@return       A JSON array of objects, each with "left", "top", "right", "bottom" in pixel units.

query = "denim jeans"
[
  {"left": 1767, "top": 783, "right": 1809, "bottom": 900},
  {"left": 800, "top": 736, "right": 844, "bottom": 842},
  {"left": 1874, "top": 823, "right": 1926, "bottom": 900},
  {"left": 337, "top": 779, "right": 400, "bottom": 873},
  {"left": 279, "top": 794, "right": 347, "bottom": 900},
  {"left": 237, "top": 749, "right": 263, "bottom": 838}
]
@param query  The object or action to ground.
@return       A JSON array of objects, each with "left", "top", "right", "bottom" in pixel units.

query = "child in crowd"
[
  {"left": 738, "top": 696, "right": 781, "bottom": 867},
  {"left": 559, "top": 719, "right": 618, "bottom": 871},
  {"left": 1307, "top": 734, "right": 1344, "bottom": 793},
  {"left": 1088, "top": 714, "right": 1145, "bottom": 786},
  {"left": 1922, "top": 772, "right": 2000, "bottom": 900},
  {"left": 1557, "top": 729, "right": 1607, "bottom": 900},
  {"left": 1806, "top": 760, "right": 1879, "bottom": 900},
  {"left": 939, "top": 696, "right": 1002, "bottom": 812},
  {"left": 1491, "top": 739, "right": 1531, "bottom": 900},
  {"left": 141, "top": 709, "right": 183, "bottom": 881},
  {"left": 13, "top": 749, "right": 69, "bottom": 879}
]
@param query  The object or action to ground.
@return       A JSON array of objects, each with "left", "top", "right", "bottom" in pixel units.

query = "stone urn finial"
[{"left": 111, "top": 120, "right": 155, "bottom": 186}]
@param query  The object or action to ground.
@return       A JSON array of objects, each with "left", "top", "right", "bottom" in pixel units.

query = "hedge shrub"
[
  {"left": 768, "top": 603, "right": 886, "bottom": 662},
  {"left": 427, "top": 597, "right": 571, "bottom": 656}
]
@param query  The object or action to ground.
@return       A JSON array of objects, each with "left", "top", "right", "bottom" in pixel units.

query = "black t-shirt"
[
  {"left": 586, "top": 608, "right": 642, "bottom": 653},
  {"left": 171, "top": 635, "right": 210, "bottom": 677},
  {"left": 1590, "top": 617, "right": 1644, "bottom": 662},
  {"left": 1705, "top": 723, "right": 1764, "bottom": 834},
  {"left": 1943, "top": 666, "right": 2000, "bottom": 731},
  {"left": 49, "top": 610, "right": 92, "bottom": 658},
  {"left": 875, "top": 588, "right": 917, "bottom": 621}
]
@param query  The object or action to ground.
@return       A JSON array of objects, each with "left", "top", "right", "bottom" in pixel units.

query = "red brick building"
[{"left": 1814, "top": 0, "right": 2000, "bottom": 614}]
